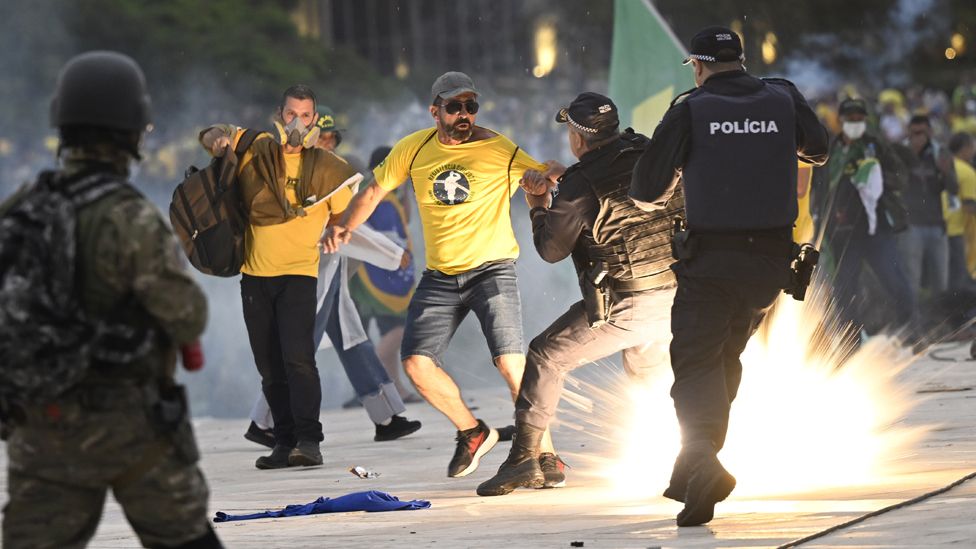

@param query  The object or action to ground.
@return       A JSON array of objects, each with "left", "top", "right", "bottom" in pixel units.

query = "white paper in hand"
[
  {"left": 308, "top": 173, "right": 364, "bottom": 207},
  {"left": 342, "top": 224, "right": 405, "bottom": 270}
]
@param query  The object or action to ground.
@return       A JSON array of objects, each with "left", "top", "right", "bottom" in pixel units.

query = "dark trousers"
[
  {"left": 831, "top": 227, "right": 915, "bottom": 332},
  {"left": 241, "top": 274, "right": 322, "bottom": 446},
  {"left": 669, "top": 274, "right": 780, "bottom": 450},
  {"left": 517, "top": 290, "right": 670, "bottom": 430},
  {"left": 948, "top": 235, "right": 976, "bottom": 292}
]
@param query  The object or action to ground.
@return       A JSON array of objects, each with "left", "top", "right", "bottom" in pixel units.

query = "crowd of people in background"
[{"left": 808, "top": 75, "right": 976, "bottom": 346}]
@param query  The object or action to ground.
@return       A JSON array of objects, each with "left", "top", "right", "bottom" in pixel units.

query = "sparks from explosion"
[{"left": 554, "top": 283, "right": 928, "bottom": 500}]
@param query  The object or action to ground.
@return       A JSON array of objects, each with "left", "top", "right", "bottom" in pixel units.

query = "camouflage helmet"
[{"left": 50, "top": 51, "right": 152, "bottom": 133}]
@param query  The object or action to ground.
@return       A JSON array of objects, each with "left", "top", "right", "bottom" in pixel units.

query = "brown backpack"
[{"left": 169, "top": 129, "right": 259, "bottom": 277}]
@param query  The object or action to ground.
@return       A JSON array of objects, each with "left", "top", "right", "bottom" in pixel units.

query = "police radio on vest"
[{"left": 709, "top": 120, "right": 780, "bottom": 135}]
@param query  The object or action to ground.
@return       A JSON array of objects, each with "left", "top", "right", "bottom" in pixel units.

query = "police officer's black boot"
[
  {"left": 673, "top": 441, "right": 736, "bottom": 527},
  {"left": 663, "top": 440, "right": 715, "bottom": 502},
  {"left": 663, "top": 454, "right": 692, "bottom": 503},
  {"left": 476, "top": 423, "right": 545, "bottom": 496}
]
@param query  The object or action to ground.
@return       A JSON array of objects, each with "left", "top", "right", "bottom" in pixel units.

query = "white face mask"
[{"left": 842, "top": 121, "right": 867, "bottom": 140}]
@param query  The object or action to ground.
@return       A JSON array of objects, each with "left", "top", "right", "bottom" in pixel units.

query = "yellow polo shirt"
[
  {"left": 226, "top": 129, "right": 354, "bottom": 277},
  {"left": 943, "top": 157, "right": 976, "bottom": 238},
  {"left": 373, "top": 128, "right": 545, "bottom": 275}
]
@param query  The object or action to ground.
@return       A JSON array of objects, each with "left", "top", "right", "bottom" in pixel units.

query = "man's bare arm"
[{"left": 319, "top": 179, "right": 389, "bottom": 253}]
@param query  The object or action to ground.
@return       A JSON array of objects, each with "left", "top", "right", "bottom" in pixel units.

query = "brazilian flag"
[{"left": 609, "top": 0, "right": 694, "bottom": 135}]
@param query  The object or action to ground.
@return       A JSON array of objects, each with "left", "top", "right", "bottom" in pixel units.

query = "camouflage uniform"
[{"left": 2, "top": 148, "right": 214, "bottom": 549}]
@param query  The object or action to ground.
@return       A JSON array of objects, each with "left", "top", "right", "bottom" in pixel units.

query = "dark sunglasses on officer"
[{"left": 441, "top": 99, "right": 479, "bottom": 115}]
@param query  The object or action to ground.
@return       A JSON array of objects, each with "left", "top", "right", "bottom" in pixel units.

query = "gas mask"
[
  {"left": 842, "top": 121, "right": 866, "bottom": 140},
  {"left": 273, "top": 115, "right": 320, "bottom": 149}
]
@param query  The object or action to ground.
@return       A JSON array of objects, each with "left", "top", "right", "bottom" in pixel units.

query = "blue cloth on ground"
[{"left": 212, "top": 490, "right": 431, "bottom": 522}]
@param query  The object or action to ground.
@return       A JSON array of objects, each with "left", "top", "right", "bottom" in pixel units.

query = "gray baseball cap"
[{"left": 431, "top": 71, "right": 478, "bottom": 104}]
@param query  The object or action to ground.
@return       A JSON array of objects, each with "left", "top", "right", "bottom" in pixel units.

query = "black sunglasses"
[{"left": 442, "top": 100, "right": 479, "bottom": 115}]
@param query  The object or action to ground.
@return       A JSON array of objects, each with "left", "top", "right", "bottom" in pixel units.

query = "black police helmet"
[{"left": 50, "top": 51, "right": 152, "bottom": 133}]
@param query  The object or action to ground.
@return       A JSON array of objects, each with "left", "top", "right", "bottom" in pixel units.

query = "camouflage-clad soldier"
[{"left": 1, "top": 52, "right": 222, "bottom": 548}]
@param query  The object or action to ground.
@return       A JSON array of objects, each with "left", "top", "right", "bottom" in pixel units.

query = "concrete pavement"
[{"left": 1, "top": 344, "right": 973, "bottom": 548}]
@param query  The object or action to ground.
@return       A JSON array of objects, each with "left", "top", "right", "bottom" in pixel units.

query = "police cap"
[
  {"left": 682, "top": 26, "right": 744, "bottom": 65},
  {"left": 555, "top": 92, "right": 619, "bottom": 138}
]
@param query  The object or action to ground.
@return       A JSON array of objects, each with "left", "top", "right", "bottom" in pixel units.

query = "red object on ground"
[{"left": 180, "top": 340, "right": 205, "bottom": 371}]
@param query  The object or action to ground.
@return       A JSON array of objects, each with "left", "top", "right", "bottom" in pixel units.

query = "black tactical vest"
[
  {"left": 682, "top": 80, "right": 797, "bottom": 231},
  {"left": 576, "top": 131, "right": 684, "bottom": 283}
]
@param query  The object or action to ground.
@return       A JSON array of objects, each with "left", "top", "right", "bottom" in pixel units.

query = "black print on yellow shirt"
[
  {"left": 430, "top": 168, "right": 471, "bottom": 205},
  {"left": 285, "top": 177, "right": 299, "bottom": 205}
]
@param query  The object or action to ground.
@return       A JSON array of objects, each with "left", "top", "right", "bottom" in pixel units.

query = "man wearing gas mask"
[
  {"left": 242, "top": 103, "right": 423, "bottom": 452},
  {"left": 200, "top": 85, "right": 361, "bottom": 469},
  {"left": 811, "top": 97, "right": 915, "bottom": 341}
]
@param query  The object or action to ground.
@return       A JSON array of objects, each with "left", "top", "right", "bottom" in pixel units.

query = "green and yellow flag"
[{"left": 609, "top": 0, "right": 694, "bottom": 135}]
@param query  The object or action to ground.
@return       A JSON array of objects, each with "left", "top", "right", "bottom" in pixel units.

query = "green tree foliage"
[{"left": 0, "top": 0, "right": 397, "bottom": 146}]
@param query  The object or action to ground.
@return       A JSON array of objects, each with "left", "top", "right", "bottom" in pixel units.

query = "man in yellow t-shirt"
[
  {"left": 322, "top": 72, "right": 558, "bottom": 479},
  {"left": 945, "top": 132, "right": 976, "bottom": 291},
  {"left": 201, "top": 85, "right": 357, "bottom": 469}
]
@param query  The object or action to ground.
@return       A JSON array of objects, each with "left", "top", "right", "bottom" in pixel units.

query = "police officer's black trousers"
[
  {"left": 241, "top": 274, "right": 323, "bottom": 446},
  {"left": 517, "top": 289, "right": 672, "bottom": 430},
  {"left": 669, "top": 274, "right": 781, "bottom": 451}
]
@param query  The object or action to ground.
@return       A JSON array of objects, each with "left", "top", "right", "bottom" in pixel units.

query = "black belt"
[
  {"left": 606, "top": 270, "right": 675, "bottom": 292},
  {"left": 694, "top": 233, "right": 794, "bottom": 258}
]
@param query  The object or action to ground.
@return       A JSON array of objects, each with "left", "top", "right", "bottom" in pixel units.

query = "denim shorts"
[{"left": 401, "top": 260, "right": 524, "bottom": 365}]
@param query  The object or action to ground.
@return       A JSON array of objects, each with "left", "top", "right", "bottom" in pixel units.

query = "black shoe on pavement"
[
  {"left": 676, "top": 455, "right": 736, "bottom": 527},
  {"left": 244, "top": 421, "right": 275, "bottom": 449},
  {"left": 255, "top": 444, "right": 295, "bottom": 470},
  {"left": 664, "top": 459, "right": 691, "bottom": 503},
  {"left": 374, "top": 415, "right": 422, "bottom": 442},
  {"left": 663, "top": 484, "right": 686, "bottom": 503},
  {"left": 476, "top": 423, "right": 546, "bottom": 496},
  {"left": 447, "top": 419, "right": 498, "bottom": 478},
  {"left": 476, "top": 453, "right": 544, "bottom": 496},
  {"left": 539, "top": 452, "right": 567, "bottom": 488},
  {"left": 496, "top": 424, "right": 516, "bottom": 442},
  {"left": 288, "top": 440, "right": 323, "bottom": 467},
  {"left": 664, "top": 441, "right": 715, "bottom": 503}
]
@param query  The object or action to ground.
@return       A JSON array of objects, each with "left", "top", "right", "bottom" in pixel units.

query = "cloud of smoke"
[{"left": 781, "top": 0, "right": 949, "bottom": 97}]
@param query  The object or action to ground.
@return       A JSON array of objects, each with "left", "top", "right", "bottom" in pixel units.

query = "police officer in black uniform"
[
  {"left": 477, "top": 93, "right": 685, "bottom": 497},
  {"left": 629, "top": 27, "right": 829, "bottom": 526}
]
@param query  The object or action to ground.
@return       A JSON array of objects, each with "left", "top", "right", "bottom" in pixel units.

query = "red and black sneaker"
[
  {"left": 539, "top": 452, "right": 567, "bottom": 488},
  {"left": 447, "top": 419, "right": 499, "bottom": 478}
]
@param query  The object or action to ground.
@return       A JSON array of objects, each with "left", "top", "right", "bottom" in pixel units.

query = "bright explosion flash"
[{"left": 558, "top": 284, "right": 929, "bottom": 500}]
